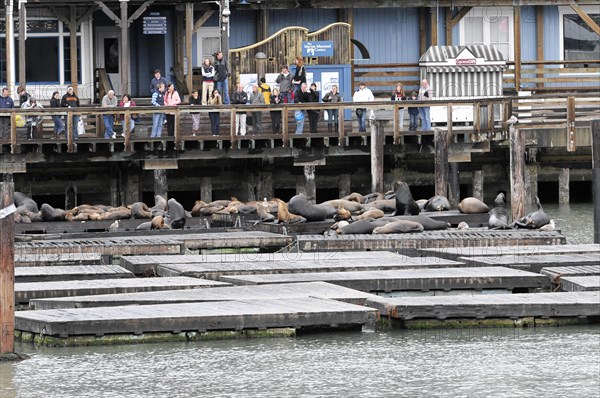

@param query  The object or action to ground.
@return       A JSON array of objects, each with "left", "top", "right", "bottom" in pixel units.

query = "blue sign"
[
  {"left": 143, "top": 14, "right": 167, "bottom": 35},
  {"left": 302, "top": 41, "right": 334, "bottom": 57}
]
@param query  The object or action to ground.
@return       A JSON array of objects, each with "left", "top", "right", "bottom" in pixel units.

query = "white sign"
[{"left": 0, "top": 204, "right": 16, "bottom": 220}]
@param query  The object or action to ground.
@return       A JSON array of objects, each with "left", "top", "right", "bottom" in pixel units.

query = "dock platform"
[
  {"left": 29, "top": 282, "right": 378, "bottom": 310},
  {"left": 219, "top": 267, "right": 550, "bottom": 293},
  {"left": 459, "top": 253, "right": 600, "bottom": 273},
  {"left": 15, "top": 277, "right": 229, "bottom": 304},
  {"left": 541, "top": 265, "right": 600, "bottom": 278},
  {"left": 559, "top": 276, "right": 600, "bottom": 292},
  {"left": 15, "top": 265, "right": 134, "bottom": 283},
  {"left": 15, "top": 253, "right": 104, "bottom": 267},
  {"left": 418, "top": 243, "right": 600, "bottom": 261}
]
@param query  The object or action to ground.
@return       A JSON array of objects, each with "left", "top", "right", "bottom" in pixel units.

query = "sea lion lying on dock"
[
  {"left": 165, "top": 198, "right": 186, "bottom": 229},
  {"left": 458, "top": 197, "right": 489, "bottom": 214},
  {"left": 342, "top": 192, "right": 364, "bottom": 203},
  {"left": 357, "top": 209, "right": 384, "bottom": 220},
  {"left": 289, "top": 194, "right": 330, "bottom": 222},
  {"left": 384, "top": 215, "right": 449, "bottom": 230},
  {"left": 372, "top": 220, "right": 424, "bottom": 234},
  {"left": 361, "top": 199, "right": 396, "bottom": 213},
  {"left": 14, "top": 192, "right": 39, "bottom": 214},
  {"left": 321, "top": 199, "right": 363, "bottom": 213},
  {"left": 511, "top": 196, "right": 550, "bottom": 229},
  {"left": 131, "top": 202, "right": 153, "bottom": 219},
  {"left": 424, "top": 195, "right": 451, "bottom": 212},
  {"left": 40, "top": 203, "right": 66, "bottom": 221},
  {"left": 275, "top": 198, "right": 306, "bottom": 224},
  {"left": 337, "top": 218, "right": 389, "bottom": 234},
  {"left": 334, "top": 205, "right": 352, "bottom": 221}
]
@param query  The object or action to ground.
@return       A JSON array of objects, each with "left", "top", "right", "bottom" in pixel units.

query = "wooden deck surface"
[
  {"left": 179, "top": 231, "right": 292, "bottom": 250},
  {"left": 560, "top": 276, "right": 600, "bottom": 292},
  {"left": 15, "top": 265, "right": 134, "bottom": 283},
  {"left": 15, "top": 276, "right": 229, "bottom": 304},
  {"left": 218, "top": 266, "right": 550, "bottom": 293},
  {"left": 541, "top": 265, "right": 600, "bottom": 278},
  {"left": 30, "top": 282, "right": 378, "bottom": 310},
  {"left": 461, "top": 253, "right": 600, "bottom": 273},
  {"left": 366, "top": 291, "right": 600, "bottom": 320},
  {"left": 14, "top": 253, "right": 104, "bottom": 267},
  {"left": 16, "top": 297, "right": 379, "bottom": 337},
  {"left": 295, "top": 230, "right": 566, "bottom": 253},
  {"left": 419, "top": 244, "right": 600, "bottom": 261}
]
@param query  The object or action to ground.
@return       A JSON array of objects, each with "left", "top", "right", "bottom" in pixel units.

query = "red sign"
[{"left": 456, "top": 59, "right": 477, "bottom": 65}]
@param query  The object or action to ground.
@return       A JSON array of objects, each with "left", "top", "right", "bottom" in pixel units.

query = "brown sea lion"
[
  {"left": 392, "top": 182, "right": 420, "bottom": 216},
  {"left": 363, "top": 192, "right": 385, "bottom": 203},
  {"left": 357, "top": 209, "right": 384, "bottom": 220},
  {"left": 372, "top": 220, "right": 424, "bottom": 234},
  {"left": 131, "top": 202, "right": 153, "bottom": 219},
  {"left": 342, "top": 192, "right": 364, "bottom": 203},
  {"left": 229, "top": 204, "right": 257, "bottom": 214},
  {"left": 275, "top": 199, "right": 306, "bottom": 224},
  {"left": 100, "top": 208, "right": 132, "bottom": 221},
  {"left": 150, "top": 215, "right": 171, "bottom": 230},
  {"left": 337, "top": 218, "right": 389, "bottom": 234},
  {"left": 191, "top": 200, "right": 208, "bottom": 217},
  {"left": 334, "top": 205, "right": 352, "bottom": 221},
  {"left": 257, "top": 204, "right": 276, "bottom": 222},
  {"left": 322, "top": 199, "right": 363, "bottom": 213},
  {"left": 40, "top": 203, "right": 66, "bottom": 221},
  {"left": 207, "top": 199, "right": 232, "bottom": 207},
  {"left": 458, "top": 197, "right": 489, "bottom": 214}
]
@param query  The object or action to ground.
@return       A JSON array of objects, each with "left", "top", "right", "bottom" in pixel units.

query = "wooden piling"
[
  {"left": 448, "top": 162, "right": 460, "bottom": 207},
  {"left": 304, "top": 165, "right": 316, "bottom": 204},
  {"left": 434, "top": 128, "right": 449, "bottom": 197},
  {"left": 559, "top": 168, "right": 570, "bottom": 205},
  {"left": 201, "top": 177, "right": 212, "bottom": 203},
  {"left": 339, "top": 174, "right": 352, "bottom": 198},
  {"left": 510, "top": 125, "right": 526, "bottom": 221},
  {"left": 371, "top": 120, "right": 384, "bottom": 193},
  {"left": 154, "top": 169, "right": 168, "bottom": 199},
  {"left": 0, "top": 173, "right": 15, "bottom": 355},
  {"left": 472, "top": 170, "right": 484, "bottom": 201},
  {"left": 592, "top": 120, "right": 600, "bottom": 244}
]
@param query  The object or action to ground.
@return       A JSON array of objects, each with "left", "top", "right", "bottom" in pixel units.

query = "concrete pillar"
[
  {"left": 339, "top": 174, "right": 352, "bottom": 198},
  {"left": 525, "top": 164, "right": 539, "bottom": 205},
  {"left": 559, "top": 168, "right": 570, "bottom": 204},
  {"left": 303, "top": 165, "right": 316, "bottom": 203},
  {"left": 296, "top": 176, "right": 307, "bottom": 197},
  {"left": 257, "top": 169, "right": 274, "bottom": 201},
  {"left": 242, "top": 177, "right": 256, "bottom": 202},
  {"left": 110, "top": 178, "right": 120, "bottom": 207},
  {"left": 200, "top": 177, "right": 212, "bottom": 203},
  {"left": 153, "top": 169, "right": 168, "bottom": 199},
  {"left": 472, "top": 170, "right": 484, "bottom": 201},
  {"left": 124, "top": 172, "right": 141, "bottom": 204},
  {"left": 65, "top": 183, "right": 77, "bottom": 209}
]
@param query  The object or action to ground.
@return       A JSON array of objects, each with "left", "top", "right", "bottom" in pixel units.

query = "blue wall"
[
  {"left": 268, "top": 9, "right": 337, "bottom": 34},
  {"left": 520, "top": 6, "right": 538, "bottom": 62},
  {"left": 353, "top": 8, "right": 421, "bottom": 64},
  {"left": 229, "top": 11, "right": 258, "bottom": 49},
  {"left": 544, "top": 6, "right": 561, "bottom": 60}
]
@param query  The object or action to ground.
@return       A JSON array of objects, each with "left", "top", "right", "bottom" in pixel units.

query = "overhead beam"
[
  {"left": 186, "top": 3, "right": 193, "bottom": 97},
  {"left": 48, "top": 6, "right": 71, "bottom": 25},
  {"left": 129, "top": 0, "right": 154, "bottom": 24},
  {"left": 94, "top": 0, "right": 121, "bottom": 26},
  {"left": 450, "top": 6, "right": 472, "bottom": 26},
  {"left": 536, "top": 6, "right": 544, "bottom": 88},
  {"left": 76, "top": 6, "right": 97, "bottom": 25},
  {"left": 193, "top": 10, "right": 214, "bottom": 33},
  {"left": 570, "top": 2, "right": 600, "bottom": 36},
  {"left": 121, "top": 0, "right": 130, "bottom": 93},
  {"left": 18, "top": 2, "right": 26, "bottom": 87},
  {"left": 430, "top": 7, "right": 438, "bottom": 46}
]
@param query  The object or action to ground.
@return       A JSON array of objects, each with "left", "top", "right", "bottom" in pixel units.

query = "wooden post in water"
[
  {"left": 592, "top": 120, "right": 600, "bottom": 244},
  {"left": 448, "top": 163, "right": 460, "bottom": 207},
  {"left": 558, "top": 168, "right": 570, "bottom": 205},
  {"left": 154, "top": 169, "right": 168, "bottom": 199},
  {"left": 371, "top": 120, "right": 384, "bottom": 193},
  {"left": 434, "top": 128, "right": 449, "bottom": 197},
  {"left": 304, "top": 165, "right": 316, "bottom": 204},
  {"left": 200, "top": 177, "right": 212, "bottom": 203},
  {"left": 339, "top": 174, "right": 352, "bottom": 198},
  {"left": 0, "top": 173, "right": 15, "bottom": 355},
  {"left": 510, "top": 125, "right": 526, "bottom": 221},
  {"left": 473, "top": 170, "right": 484, "bottom": 201}
]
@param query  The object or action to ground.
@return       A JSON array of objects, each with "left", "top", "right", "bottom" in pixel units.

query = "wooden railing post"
[
  {"left": 230, "top": 108, "right": 237, "bottom": 148},
  {"left": 10, "top": 113, "right": 17, "bottom": 155},
  {"left": 282, "top": 106, "right": 289, "bottom": 148},
  {"left": 434, "top": 127, "right": 449, "bottom": 197},
  {"left": 567, "top": 96, "right": 576, "bottom": 152},
  {"left": 510, "top": 125, "right": 526, "bottom": 222},
  {"left": 124, "top": 111, "right": 132, "bottom": 152},
  {"left": 174, "top": 108, "right": 181, "bottom": 149},
  {"left": 67, "top": 110, "right": 74, "bottom": 154},
  {"left": 371, "top": 120, "right": 384, "bottom": 193},
  {"left": 337, "top": 104, "right": 345, "bottom": 146},
  {"left": 393, "top": 102, "right": 399, "bottom": 144}
]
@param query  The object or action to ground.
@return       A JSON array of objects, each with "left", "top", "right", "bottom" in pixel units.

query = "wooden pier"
[
  {"left": 218, "top": 267, "right": 550, "bottom": 293},
  {"left": 541, "top": 265, "right": 600, "bottom": 278},
  {"left": 15, "top": 277, "right": 229, "bottom": 304},
  {"left": 559, "top": 277, "right": 600, "bottom": 292},
  {"left": 458, "top": 253, "right": 600, "bottom": 273},
  {"left": 15, "top": 253, "right": 104, "bottom": 267},
  {"left": 15, "top": 265, "right": 133, "bottom": 283},
  {"left": 418, "top": 244, "right": 600, "bottom": 261},
  {"left": 29, "top": 282, "right": 378, "bottom": 310}
]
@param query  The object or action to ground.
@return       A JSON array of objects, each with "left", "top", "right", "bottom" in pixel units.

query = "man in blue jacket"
[{"left": 0, "top": 87, "right": 14, "bottom": 140}]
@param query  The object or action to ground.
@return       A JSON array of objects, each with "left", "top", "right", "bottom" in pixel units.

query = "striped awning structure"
[
  {"left": 419, "top": 45, "right": 507, "bottom": 64},
  {"left": 426, "top": 65, "right": 505, "bottom": 73}
]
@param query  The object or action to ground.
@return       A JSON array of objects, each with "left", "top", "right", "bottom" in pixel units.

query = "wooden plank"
[
  {"left": 180, "top": 231, "right": 293, "bottom": 250},
  {"left": 541, "top": 265, "right": 600, "bottom": 278},
  {"left": 16, "top": 297, "right": 378, "bottom": 337},
  {"left": 15, "top": 265, "right": 134, "bottom": 283},
  {"left": 514, "top": 6, "right": 521, "bottom": 90},
  {"left": 569, "top": 2, "right": 600, "bottom": 36},
  {"left": 219, "top": 267, "right": 550, "bottom": 293},
  {"left": 185, "top": 3, "right": 193, "bottom": 97},
  {"left": 420, "top": 244, "right": 600, "bottom": 260},
  {"left": 15, "top": 253, "right": 103, "bottom": 267},
  {"left": 30, "top": 281, "right": 378, "bottom": 310},
  {"left": 560, "top": 276, "right": 600, "bottom": 292},
  {"left": 594, "top": 119, "right": 600, "bottom": 244},
  {"left": 460, "top": 253, "right": 600, "bottom": 273},
  {"left": 536, "top": 5, "right": 544, "bottom": 88},
  {"left": 366, "top": 291, "right": 600, "bottom": 320},
  {"left": 510, "top": 126, "right": 526, "bottom": 221},
  {"left": 14, "top": 276, "right": 229, "bottom": 304},
  {"left": 434, "top": 128, "right": 449, "bottom": 196}
]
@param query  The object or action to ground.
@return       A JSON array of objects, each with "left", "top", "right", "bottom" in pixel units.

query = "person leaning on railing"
[
  {"left": 0, "top": 87, "right": 15, "bottom": 140},
  {"left": 150, "top": 82, "right": 166, "bottom": 138},
  {"left": 164, "top": 83, "right": 181, "bottom": 137},
  {"left": 61, "top": 86, "right": 80, "bottom": 140},
  {"left": 50, "top": 91, "right": 65, "bottom": 139},
  {"left": 270, "top": 87, "right": 284, "bottom": 134},
  {"left": 322, "top": 84, "right": 342, "bottom": 133},
  {"left": 21, "top": 96, "right": 43, "bottom": 140},
  {"left": 307, "top": 83, "right": 320, "bottom": 134},
  {"left": 249, "top": 84, "right": 265, "bottom": 135},
  {"left": 119, "top": 94, "right": 137, "bottom": 136},
  {"left": 208, "top": 89, "right": 222, "bottom": 136},
  {"left": 418, "top": 79, "right": 433, "bottom": 131},
  {"left": 353, "top": 82, "right": 374, "bottom": 133},
  {"left": 231, "top": 83, "right": 248, "bottom": 136}
]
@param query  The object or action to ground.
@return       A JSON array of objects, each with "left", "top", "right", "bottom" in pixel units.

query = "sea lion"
[
  {"left": 14, "top": 192, "right": 39, "bottom": 214},
  {"left": 334, "top": 205, "right": 352, "bottom": 221},
  {"left": 256, "top": 204, "right": 275, "bottom": 222},
  {"left": 207, "top": 199, "right": 232, "bottom": 208},
  {"left": 150, "top": 195, "right": 168, "bottom": 213},
  {"left": 457, "top": 221, "right": 469, "bottom": 230},
  {"left": 275, "top": 199, "right": 306, "bottom": 224},
  {"left": 151, "top": 215, "right": 171, "bottom": 230},
  {"left": 191, "top": 200, "right": 208, "bottom": 217},
  {"left": 131, "top": 202, "right": 153, "bottom": 219},
  {"left": 385, "top": 215, "right": 449, "bottom": 230},
  {"left": 322, "top": 199, "right": 363, "bottom": 213},
  {"left": 229, "top": 204, "right": 257, "bottom": 214},
  {"left": 362, "top": 199, "right": 396, "bottom": 213},
  {"left": 165, "top": 198, "right": 186, "bottom": 229},
  {"left": 289, "top": 194, "right": 330, "bottom": 221},
  {"left": 512, "top": 196, "right": 551, "bottom": 229},
  {"left": 101, "top": 208, "right": 132, "bottom": 221},
  {"left": 337, "top": 218, "right": 389, "bottom": 234},
  {"left": 424, "top": 195, "right": 451, "bottom": 212},
  {"left": 372, "top": 220, "right": 424, "bottom": 234},
  {"left": 357, "top": 209, "right": 384, "bottom": 220},
  {"left": 342, "top": 192, "right": 364, "bottom": 203},
  {"left": 392, "top": 182, "right": 420, "bottom": 216},
  {"left": 416, "top": 199, "right": 429, "bottom": 211},
  {"left": 488, "top": 192, "right": 511, "bottom": 230},
  {"left": 458, "top": 197, "right": 489, "bottom": 214},
  {"left": 363, "top": 192, "right": 385, "bottom": 203},
  {"left": 40, "top": 203, "right": 66, "bottom": 221}
]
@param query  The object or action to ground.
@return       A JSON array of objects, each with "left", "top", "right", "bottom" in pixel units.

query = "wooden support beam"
[
  {"left": 120, "top": 1, "right": 130, "bottom": 93},
  {"left": 419, "top": 8, "right": 427, "bottom": 55},
  {"left": 48, "top": 6, "right": 70, "bottom": 25},
  {"left": 570, "top": 2, "right": 600, "bottom": 36},
  {"left": 153, "top": 169, "right": 168, "bottom": 199},
  {"left": 472, "top": 170, "right": 484, "bottom": 201},
  {"left": 434, "top": 128, "right": 449, "bottom": 197},
  {"left": 257, "top": 9, "right": 269, "bottom": 42},
  {"left": 431, "top": 7, "right": 438, "bottom": 46},
  {"left": 338, "top": 105, "right": 345, "bottom": 145},
  {"left": 514, "top": 6, "right": 522, "bottom": 90},
  {"left": 448, "top": 162, "right": 460, "bottom": 207},
  {"left": 371, "top": 121, "right": 385, "bottom": 193},
  {"left": 5, "top": 0, "right": 15, "bottom": 92},
  {"left": 193, "top": 11, "right": 215, "bottom": 33},
  {"left": 592, "top": 119, "right": 600, "bottom": 244},
  {"left": 129, "top": 1, "right": 154, "bottom": 24},
  {"left": 451, "top": 6, "right": 472, "bottom": 26},
  {"left": 567, "top": 96, "right": 576, "bottom": 151},
  {"left": 77, "top": 6, "right": 97, "bottom": 25},
  {"left": 201, "top": 177, "right": 213, "bottom": 203},
  {"left": 536, "top": 6, "right": 544, "bottom": 88},
  {"left": 509, "top": 125, "right": 526, "bottom": 222},
  {"left": 18, "top": 3, "right": 26, "bottom": 87},
  {"left": 186, "top": 3, "right": 194, "bottom": 98},
  {"left": 445, "top": 7, "right": 452, "bottom": 45},
  {"left": 94, "top": 1, "right": 121, "bottom": 26},
  {"left": 69, "top": 6, "right": 78, "bottom": 90},
  {"left": 0, "top": 173, "right": 15, "bottom": 355}
]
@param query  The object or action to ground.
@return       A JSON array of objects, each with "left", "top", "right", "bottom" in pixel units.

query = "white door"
[
  {"left": 195, "top": 27, "right": 221, "bottom": 65},
  {"left": 96, "top": 28, "right": 122, "bottom": 95}
]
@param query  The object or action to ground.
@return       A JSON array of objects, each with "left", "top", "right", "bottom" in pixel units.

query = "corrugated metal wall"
[
  {"left": 544, "top": 6, "right": 561, "bottom": 60},
  {"left": 268, "top": 9, "right": 338, "bottom": 34},
  {"left": 229, "top": 10, "right": 258, "bottom": 49}
]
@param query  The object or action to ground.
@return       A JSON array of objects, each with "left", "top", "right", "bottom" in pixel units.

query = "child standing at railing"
[{"left": 407, "top": 91, "right": 419, "bottom": 131}]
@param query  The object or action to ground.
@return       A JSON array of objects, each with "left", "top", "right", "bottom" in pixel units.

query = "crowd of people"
[{"left": 0, "top": 52, "right": 435, "bottom": 141}]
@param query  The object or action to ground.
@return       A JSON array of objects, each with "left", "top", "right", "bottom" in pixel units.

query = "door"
[
  {"left": 196, "top": 27, "right": 221, "bottom": 65},
  {"left": 96, "top": 29, "right": 122, "bottom": 95}
]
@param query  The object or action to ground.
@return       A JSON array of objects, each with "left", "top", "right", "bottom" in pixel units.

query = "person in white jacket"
[{"left": 352, "top": 82, "right": 374, "bottom": 132}]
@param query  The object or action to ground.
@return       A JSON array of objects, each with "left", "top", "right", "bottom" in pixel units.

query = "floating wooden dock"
[
  {"left": 16, "top": 297, "right": 379, "bottom": 338},
  {"left": 418, "top": 243, "right": 600, "bottom": 261},
  {"left": 295, "top": 230, "right": 566, "bottom": 253},
  {"left": 559, "top": 276, "right": 600, "bottom": 292},
  {"left": 541, "top": 265, "right": 600, "bottom": 278},
  {"left": 459, "top": 253, "right": 600, "bottom": 273},
  {"left": 15, "top": 265, "right": 134, "bottom": 283},
  {"left": 219, "top": 267, "right": 550, "bottom": 293},
  {"left": 179, "top": 231, "right": 292, "bottom": 251},
  {"left": 366, "top": 291, "right": 600, "bottom": 323},
  {"left": 15, "top": 277, "right": 229, "bottom": 304},
  {"left": 30, "top": 282, "right": 378, "bottom": 310},
  {"left": 14, "top": 253, "right": 104, "bottom": 267}
]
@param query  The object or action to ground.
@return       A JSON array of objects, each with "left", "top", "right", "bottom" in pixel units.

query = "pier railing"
[{"left": 0, "top": 94, "right": 596, "bottom": 155}]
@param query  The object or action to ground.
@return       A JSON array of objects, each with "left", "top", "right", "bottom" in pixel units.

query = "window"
[
  {"left": 563, "top": 14, "right": 600, "bottom": 62},
  {"left": 460, "top": 7, "right": 513, "bottom": 61},
  {"left": 196, "top": 27, "right": 221, "bottom": 65}
]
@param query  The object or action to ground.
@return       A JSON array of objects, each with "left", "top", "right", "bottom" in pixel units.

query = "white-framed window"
[
  {"left": 559, "top": 6, "right": 600, "bottom": 63},
  {"left": 195, "top": 27, "right": 221, "bottom": 66},
  {"left": 459, "top": 7, "right": 513, "bottom": 61}
]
